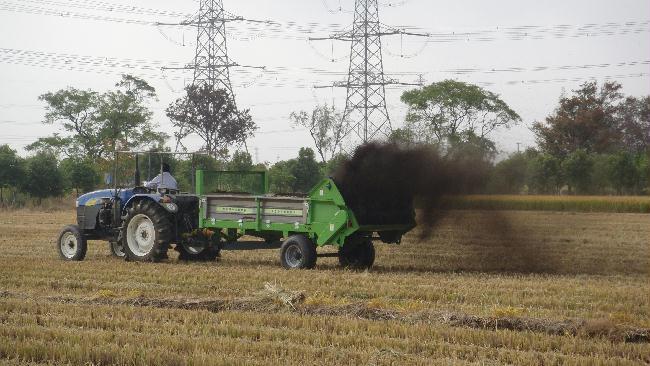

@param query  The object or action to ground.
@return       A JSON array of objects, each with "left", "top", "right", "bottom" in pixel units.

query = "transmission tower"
[
  {"left": 159, "top": 0, "right": 264, "bottom": 150},
  {"left": 191, "top": 0, "right": 236, "bottom": 93},
  {"left": 160, "top": 1, "right": 266, "bottom": 94},
  {"left": 311, "top": 0, "right": 426, "bottom": 145}
]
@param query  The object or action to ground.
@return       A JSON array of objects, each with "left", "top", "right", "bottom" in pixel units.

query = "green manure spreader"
[
  {"left": 58, "top": 169, "right": 416, "bottom": 270},
  {"left": 196, "top": 171, "right": 416, "bottom": 269}
]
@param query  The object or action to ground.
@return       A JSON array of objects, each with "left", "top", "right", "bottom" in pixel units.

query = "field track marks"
[{"left": 2, "top": 289, "right": 648, "bottom": 344}]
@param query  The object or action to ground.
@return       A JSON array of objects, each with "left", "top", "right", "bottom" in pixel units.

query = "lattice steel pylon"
[
  {"left": 343, "top": 0, "right": 390, "bottom": 142},
  {"left": 160, "top": 0, "right": 253, "bottom": 95},
  {"left": 191, "top": 0, "right": 236, "bottom": 94},
  {"left": 311, "top": 0, "right": 425, "bottom": 145},
  {"left": 160, "top": 0, "right": 257, "bottom": 151}
]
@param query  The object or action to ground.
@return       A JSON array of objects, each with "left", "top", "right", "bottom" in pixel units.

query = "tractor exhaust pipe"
[{"left": 134, "top": 154, "right": 141, "bottom": 187}]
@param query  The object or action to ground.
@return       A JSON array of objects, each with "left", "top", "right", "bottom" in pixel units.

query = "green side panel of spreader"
[
  {"left": 307, "top": 178, "right": 359, "bottom": 246},
  {"left": 195, "top": 170, "right": 359, "bottom": 247}
]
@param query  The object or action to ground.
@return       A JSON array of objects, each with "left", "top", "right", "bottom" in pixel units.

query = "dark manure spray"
[
  {"left": 332, "top": 143, "right": 555, "bottom": 274},
  {"left": 332, "top": 143, "right": 488, "bottom": 239}
]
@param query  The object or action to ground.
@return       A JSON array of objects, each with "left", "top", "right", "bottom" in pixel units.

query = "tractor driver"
[{"left": 145, "top": 163, "right": 178, "bottom": 191}]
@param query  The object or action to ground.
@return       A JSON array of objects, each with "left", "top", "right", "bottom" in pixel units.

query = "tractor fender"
[
  {"left": 123, "top": 194, "right": 179, "bottom": 215},
  {"left": 123, "top": 194, "right": 162, "bottom": 214}
]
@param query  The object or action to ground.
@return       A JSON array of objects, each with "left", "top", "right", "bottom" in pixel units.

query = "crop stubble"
[{"left": 0, "top": 209, "right": 648, "bottom": 365}]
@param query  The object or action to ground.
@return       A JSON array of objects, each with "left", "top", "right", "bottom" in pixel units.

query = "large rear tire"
[
  {"left": 280, "top": 235, "right": 317, "bottom": 270},
  {"left": 121, "top": 200, "right": 171, "bottom": 262},
  {"left": 338, "top": 239, "right": 375, "bottom": 269},
  {"left": 57, "top": 225, "right": 87, "bottom": 261}
]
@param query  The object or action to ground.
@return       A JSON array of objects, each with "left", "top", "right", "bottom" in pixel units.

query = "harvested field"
[
  {"left": 443, "top": 195, "right": 650, "bottom": 213},
  {"left": 0, "top": 209, "right": 649, "bottom": 365}
]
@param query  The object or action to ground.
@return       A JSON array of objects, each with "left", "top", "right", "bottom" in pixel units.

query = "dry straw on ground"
[{"left": 0, "top": 209, "right": 649, "bottom": 365}]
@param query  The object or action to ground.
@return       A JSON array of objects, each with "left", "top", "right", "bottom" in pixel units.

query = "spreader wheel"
[
  {"left": 280, "top": 235, "right": 317, "bottom": 270},
  {"left": 338, "top": 239, "right": 375, "bottom": 269}
]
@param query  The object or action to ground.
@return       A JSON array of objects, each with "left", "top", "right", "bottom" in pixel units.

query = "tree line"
[
  {"left": 0, "top": 75, "right": 648, "bottom": 205},
  {"left": 487, "top": 82, "right": 649, "bottom": 195}
]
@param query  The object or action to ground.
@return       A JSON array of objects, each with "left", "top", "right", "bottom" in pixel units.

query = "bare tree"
[
  {"left": 167, "top": 85, "right": 256, "bottom": 158},
  {"left": 290, "top": 104, "right": 345, "bottom": 163}
]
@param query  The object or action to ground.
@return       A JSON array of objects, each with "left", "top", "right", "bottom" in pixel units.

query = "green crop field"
[{"left": 0, "top": 209, "right": 649, "bottom": 365}]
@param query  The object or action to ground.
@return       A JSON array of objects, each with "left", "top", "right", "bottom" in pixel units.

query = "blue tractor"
[{"left": 56, "top": 152, "right": 221, "bottom": 263}]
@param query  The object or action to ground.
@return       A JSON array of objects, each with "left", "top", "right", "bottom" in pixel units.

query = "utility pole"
[
  {"left": 517, "top": 142, "right": 522, "bottom": 153},
  {"left": 311, "top": 0, "right": 427, "bottom": 147}
]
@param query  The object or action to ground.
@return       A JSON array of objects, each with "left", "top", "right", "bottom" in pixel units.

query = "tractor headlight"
[{"left": 163, "top": 202, "right": 178, "bottom": 213}]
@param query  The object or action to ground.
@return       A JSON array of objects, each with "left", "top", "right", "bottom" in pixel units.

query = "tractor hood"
[{"left": 76, "top": 189, "right": 135, "bottom": 207}]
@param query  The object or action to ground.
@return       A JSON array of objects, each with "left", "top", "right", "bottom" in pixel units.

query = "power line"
[
  {"left": 2, "top": 46, "right": 647, "bottom": 77},
  {"left": 1, "top": 1, "right": 647, "bottom": 43},
  {"left": 18, "top": 0, "right": 191, "bottom": 19},
  {"left": 0, "top": 47, "right": 647, "bottom": 91}
]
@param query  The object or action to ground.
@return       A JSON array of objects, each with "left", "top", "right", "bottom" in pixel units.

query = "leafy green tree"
[
  {"left": 167, "top": 85, "right": 256, "bottom": 158},
  {"left": 30, "top": 75, "right": 167, "bottom": 160},
  {"left": 31, "top": 88, "right": 101, "bottom": 159},
  {"left": 322, "top": 153, "right": 347, "bottom": 177},
  {"left": 290, "top": 148, "right": 321, "bottom": 193},
  {"left": 25, "top": 134, "right": 76, "bottom": 158},
  {"left": 562, "top": 149, "right": 594, "bottom": 194},
  {"left": 228, "top": 151, "right": 254, "bottom": 171},
  {"left": 487, "top": 152, "right": 529, "bottom": 194},
  {"left": 590, "top": 154, "right": 613, "bottom": 195},
  {"left": 0, "top": 145, "right": 25, "bottom": 203},
  {"left": 60, "top": 158, "right": 100, "bottom": 195},
  {"left": 290, "top": 104, "right": 345, "bottom": 163},
  {"left": 21, "top": 153, "right": 64, "bottom": 201},
  {"left": 533, "top": 81, "right": 624, "bottom": 157},
  {"left": 619, "top": 96, "right": 650, "bottom": 154},
  {"left": 607, "top": 152, "right": 639, "bottom": 195},
  {"left": 268, "top": 160, "right": 296, "bottom": 194},
  {"left": 636, "top": 153, "right": 649, "bottom": 194},
  {"left": 527, "top": 154, "right": 563, "bottom": 194},
  {"left": 388, "top": 128, "right": 416, "bottom": 147},
  {"left": 400, "top": 80, "right": 521, "bottom": 145},
  {"left": 175, "top": 154, "right": 224, "bottom": 191},
  {"left": 97, "top": 75, "right": 168, "bottom": 154}
]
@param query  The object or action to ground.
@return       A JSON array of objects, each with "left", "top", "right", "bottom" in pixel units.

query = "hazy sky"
[{"left": 1, "top": 0, "right": 649, "bottom": 163}]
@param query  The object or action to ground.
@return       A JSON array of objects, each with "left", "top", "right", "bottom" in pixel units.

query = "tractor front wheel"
[
  {"left": 57, "top": 225, "right": 87, "bottom": 261},
  {"left": 121, "top": 200, "right": 172, "bottom": 262},
  {"left": 338, "top": 239, "right": 375, "bottom": 269},
  {"left": 280, "top": 235, "right": 317, "bottom": 270}
]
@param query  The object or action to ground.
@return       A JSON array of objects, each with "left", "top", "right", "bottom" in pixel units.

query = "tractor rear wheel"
[
  {"left": 176, "top": 241, "right": 221, "bottom": 261},
  {"left": 280, "top": 235, "right": 317, "bottom": 270},
  {"left": 121, "top": 200, "right": 171, "bottom": 262},
  {"left": 57, "top": 225, "right": 87, "bottom": 261},
  {"left": 338, "top": 239, "right": 375, "bottom": 269}
]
